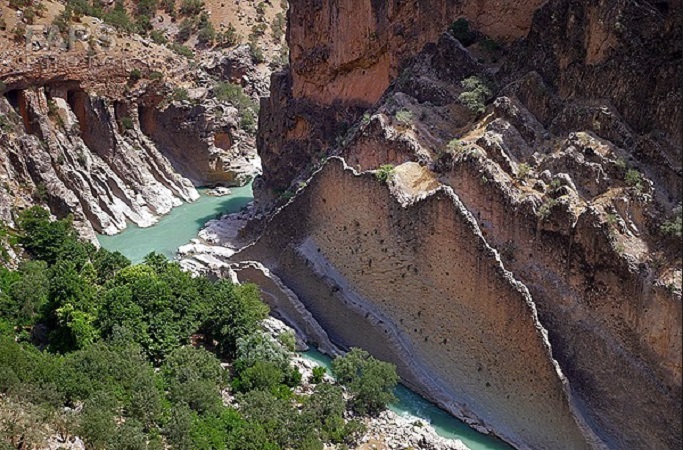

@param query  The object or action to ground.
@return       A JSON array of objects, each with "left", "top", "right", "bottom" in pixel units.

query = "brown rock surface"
[{"left": 236, "top": 158, "right": 597, "bottom": 450}]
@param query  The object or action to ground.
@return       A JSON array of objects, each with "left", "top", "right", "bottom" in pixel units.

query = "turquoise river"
[{"left": 97, "top": 186, "right": 514, "bottom": 450}]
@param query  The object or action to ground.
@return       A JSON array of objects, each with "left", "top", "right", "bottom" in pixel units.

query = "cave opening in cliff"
[
  {"left": 4, "top": 89, "right": 33, "bottom": 134},
  {"left": 4, "top": 89, "right": 20, "bottom": 111}
]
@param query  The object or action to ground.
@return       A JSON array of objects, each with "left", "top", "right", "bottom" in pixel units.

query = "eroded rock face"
[
  {"left": 250, "top": 1, "right": 682, "bottom": 448},
  {"left": 259, "top": 0, "right": 681, "bottom": 192},
  {"left": 258, "top": 0, "right": 546, "bottom": 191},
  {"left": 236, "top": 158, "right": 596, "bottom": 450},
  {"left": 0, "top": 86, "right": 198, "bottom": 239},
  {"left": 138, "top": 99, "right": 258, "bottom": 187}
]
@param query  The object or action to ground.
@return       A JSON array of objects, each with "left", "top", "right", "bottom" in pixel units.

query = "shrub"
[
  {"left": 332, "top": 348, "right": 398, "bottom": 415},
  {"left": 214, "top": 82, "right": 258, "bottom": 133},
  {"left": 517, "top": 163, "right": 531, "bottom": 179},
  {"left": 202, "top": 283, "right": 269, "bottom": 358},
  {"left": 233, "top": 331, "right": 289, "bottom": 373},
  {"left": 458, "top": 76, "right": 492, "bottom": 114},
  {"left": 102, "top": 2, "right": 135, "bottom": 33},
  {"left": 150, "top": 30, "right": 167, "bottom": 45},
  {"left": 394, "top": 109, "right": 413, "bottom": 126},
  {"left": 176, "top": 18, "right": 196, "bottom": 42},
  {"left": 197, "top": 20, "right": 216, "bottom": 44},
  {"left": 169, "top": 42, "right": 194, "bottom": 58},
  {"left": 311, "top": 366, "right": 326, "bottom": 384},
  {"left": 217, "top": 23, "right": 240, "bottom": 47},
  {"left": 172, "top": 87, "right": 189, "bottom": 102},
  {"left": 625, "top": 169, "right": 644, "bottom": 190},
  {"left": 161, "top": 0, "right": 176, "bottom": 15},
  {"left": 23, "top": 7, "right": 37, "bottom": 25},
  {"left": 136, "top": 0, "right": 158, "bottom": 18},
  {"left": 271, "top": 12, "right": 285, "bottom": 41},
  {"left": 12, "top": 23, "right": 26, "bottom": 42},
  {"left": 248, "top": 38, "right": 266, "bottom": 63},
  {"left": 129, "top": 68, "right": 142, "bottom": 81},
  {"left": 179, "top": 0, "right": 204, "bottom": 15},
  {"left": 120, "top": 116, "right": 134, "bottom": 130},
  {"left": 232, "top": 360, "right": 285, "bottom": 393},
  {"left": 277, "top": 330, "right": 296, "bottom": 352},
  {"left": 446, "top": 138, "right": 465, "bottom": 154},
  {"left": 660, "top": 206, "right": 682, "bottom": 239},
  {"left": 0, "top": 116, "right": 13, "bottom": 133},
  {"left": 538, "top": 197, "right": 558, "bottom": 219},
  {"left": 149, "top": 71, "right": 164, "bottom": 81},
  {"left": 481, "top": 37, "right": 502, "bottom": 53},
  {"left": 375, "top": 164, "right": 395, "bottom": 183}
]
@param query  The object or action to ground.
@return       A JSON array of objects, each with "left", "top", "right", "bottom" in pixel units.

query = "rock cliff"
[
  {"left": 0, "top": 0, "right": 273, "bottom": 240},
  {"left": 244, "top": 0, "right": 682, "bottom": 448}
]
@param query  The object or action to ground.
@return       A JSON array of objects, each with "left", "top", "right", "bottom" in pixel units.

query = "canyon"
[
  {"left": 1, "top": 0, "right": 681, "bottom": 449},
  {"left": 243, "top": 0, "right": 682, "bottom": 448}
]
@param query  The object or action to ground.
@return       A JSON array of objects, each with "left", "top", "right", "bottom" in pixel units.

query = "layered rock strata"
[
  {"left": 234, "top": 158, "right": 598, "bottom": 450},
  {"left": 0, "top": 86, "right": 198, "bottom": 239},
  {"left": 249, "top": 0, "right": 682, "bottom": 448}
]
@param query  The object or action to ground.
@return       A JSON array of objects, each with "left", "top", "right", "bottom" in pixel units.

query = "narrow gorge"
[{"left": 0, "top": 0, "right": 680, "bottom": 449}]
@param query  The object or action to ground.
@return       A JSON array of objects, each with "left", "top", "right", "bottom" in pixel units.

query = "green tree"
[
  {"left": 203, "top": 283, "right": 269, "bottom": 357},
  {"left": 332, "top": 348, "right": 398, "bottom": 415},
  {"left": 79, "top": 391, "right": 118, "bottom": 449}
]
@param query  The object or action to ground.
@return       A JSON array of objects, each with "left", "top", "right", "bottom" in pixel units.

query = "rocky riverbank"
[{"left": 263, "top": 318, "right": 472, "bottom": 450}]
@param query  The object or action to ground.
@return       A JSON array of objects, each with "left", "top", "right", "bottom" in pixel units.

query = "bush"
[
  {"left": 213, "top": 82, "right": 258, "bottom": 134},
  {"left": 517, "top": 163, "right": 531, "bottom": 179},
  {"left": 169, "top": 42, "right": 194, "bottom": 58},
  {"left": 277, "top": 330, "right": 296, "bottom": 352},
  {"left": 217, "top": 23, "right": 240, "bottom": 47},
  {"left": 172, "top": 87, "right": 189, "bottom": 102},
  {"left": 538, "top": 197, "right": 558, "bottom": 219},
  {"left": 176, "top": 18, "right": 196, "bottom": 42},
  {"left": 660, "top": 206, "right": 682, "bottom": 239},
  {"left": 120, "top": 116, "right": 134, "bottom": 130},
  {"left": 375, "top": 164, "right": 395, "bottom": 183},
  {"left": 331, "top": 348, "right": 398, "bottom": 415},
  {"left": 102, "top": 2, "right": 135, "bottom": 33},
  {"left": 625, "top": 169, "right": 644, "bottom": 190},
  {"left": 179, "top": 0, "right": 204, "bottom": 15},
  {"left": 197, "top": 20, "right": 216, "bottom": 45},
  {"left": 12, "top": 23, "right": 27, "bottom": 42},
  {"left": 129, "top": 68, "right": 142, "bottom": 81},
  {"left": 311, "top": 366, "right": 326, "bottom": 384},
  {"left": 150, "top": 30, "right": 167, "bottom": 45},
  {"left": 248, "top": 38, "right": 266, "bottom": 63},
  {"left": 233, "top": 331, "right": 289, "bottom": 373},
  {"left": 232, "top": 360, "right": 284, "bottom": 393},
  {"left": 271, "top": 12, "right": 285, "bottom": 41},
  {"left": 395, "top": 109, "right": 413, "bottom": 126},
  {"left": 458, "top": 76, "right": 492, "bottom": 114}
]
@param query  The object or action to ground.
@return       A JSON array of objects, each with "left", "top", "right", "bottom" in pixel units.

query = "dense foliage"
[{"left": 0, "top": 207, "right": 397, "bottom": 449}]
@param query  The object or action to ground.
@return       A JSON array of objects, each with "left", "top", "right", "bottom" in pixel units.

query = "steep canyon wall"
[{"left": 238, "top": 158, "right": 597, "bottom": 450}]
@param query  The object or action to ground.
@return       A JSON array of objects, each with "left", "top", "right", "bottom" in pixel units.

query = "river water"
[
  {"left": 97, "top": 188, "right": 514, "bottom": 450},
  {"left": 98, "top": 185, "right": 253, "bottom": 263}
]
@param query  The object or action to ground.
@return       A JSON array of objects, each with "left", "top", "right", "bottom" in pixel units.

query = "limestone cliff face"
[
  {"left": 0, "top": 85, "right": 198, "bottom": 239},
  {"left": 237, "top": 159, "right": 597, "bottom": 450},
  {"left": 1, "top": 33, "right": 264, "bottom": 239},
  {"left": 258, "top": 0, "right": 545, "bottom": 191},
  {"left": 250, "top": 0, "right": 682, "bottom": 448},
  {"left": 258, "top": 0, "right": 681, "bottom": 192}
]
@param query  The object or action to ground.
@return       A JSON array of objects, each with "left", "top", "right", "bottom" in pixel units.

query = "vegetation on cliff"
[{"left": 0, "top": 207, "right": 397, "bottom": 449}]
